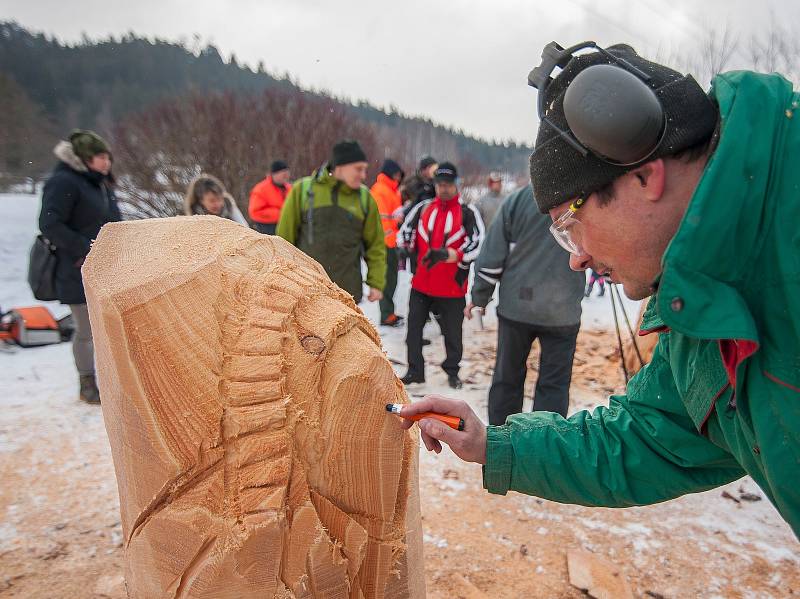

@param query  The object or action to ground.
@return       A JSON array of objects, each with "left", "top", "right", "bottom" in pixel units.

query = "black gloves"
[
  {"left": 454, "top": 264, "right": 470, "bottom": 286},
  {"left": 422, "top": 247, "right": 449, "bottom": 269}
]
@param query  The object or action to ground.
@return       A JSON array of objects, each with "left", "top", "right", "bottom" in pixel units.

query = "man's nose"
[{"left": 569, "top": 252, "right": 591, "bottom": 272}]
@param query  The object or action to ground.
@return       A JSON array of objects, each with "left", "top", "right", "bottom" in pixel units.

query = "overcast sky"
[{"left": 2, "top": 0, "right": 796, "bottom": 144}]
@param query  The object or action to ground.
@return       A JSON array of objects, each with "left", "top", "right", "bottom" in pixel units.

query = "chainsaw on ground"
[{"left": 0, "top": 306, "right": 74, "bottom": 347}]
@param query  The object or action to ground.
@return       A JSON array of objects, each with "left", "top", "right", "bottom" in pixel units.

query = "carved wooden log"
[{"left": 83, "top": 216, "right": 424, "bottom": 599}]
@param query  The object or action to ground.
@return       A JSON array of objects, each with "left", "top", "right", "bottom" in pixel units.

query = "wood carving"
[{"left": 83, "top": 216, "right": 424, "bottom": 599}]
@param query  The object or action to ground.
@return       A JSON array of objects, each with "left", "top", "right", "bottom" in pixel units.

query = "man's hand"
[
  {"left": 464, "top": 302, "right": 485, "bottom": 320},
  {"left": 422, "top": 248, "right": 449, "bottom": 269},
  {"left": 396, "top": 394, "right": 487, "bottom": 464},
  {"left": 367, "top": 288, "right": 383, "bottom": 302}
]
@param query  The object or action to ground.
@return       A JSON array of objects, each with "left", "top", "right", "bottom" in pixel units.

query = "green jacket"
[
  {"left": 276, "top": 167, "right": 386, "bottom": 301},
  {"left": 483, "top": 71, "right": 800, "bottom": 537}
]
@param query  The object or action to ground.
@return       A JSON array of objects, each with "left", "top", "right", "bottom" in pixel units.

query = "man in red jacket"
[
  {"left": 249, "top": 160, "right": 292, "bottom": 234},
  {"left": 398, "top": 162, "right": 484, "bottom": 389}
]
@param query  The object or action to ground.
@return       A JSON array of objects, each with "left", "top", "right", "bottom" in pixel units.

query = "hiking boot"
[
  {"left": 401, "top": 372, "right": 425, "bottom": 386},
  {"left": 79, "top": 374, "right": 101, "bottom": 404},
  {"left": 380, "top": 314, "right": 404, "bottom": 327},
  {"left": 447, "top": 374, "right": 463, "bottom": 390}
]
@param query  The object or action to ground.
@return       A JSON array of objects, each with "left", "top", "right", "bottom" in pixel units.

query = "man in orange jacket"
[
  {"left": 370, "top": 159, "right": 405, "bottom": 326},
  {"left": 249, "top": 160, "right": 292, "bottom": 234}
]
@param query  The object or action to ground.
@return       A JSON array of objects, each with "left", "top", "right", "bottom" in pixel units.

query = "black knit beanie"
[
  {"left": 418, "top": 155, "right": 437, "bottom": 171},
  {"left": 530, "top": 44, "right": 718, "bottom": 213},
  {"left": 331, "top": 140, "right": 367, "bottom": 168},
  {"left": 270, "top": 160, "right": 289, "bottom": 173},
  {"left": 380, "top": 159, "right": 404, "bottom": 179}
]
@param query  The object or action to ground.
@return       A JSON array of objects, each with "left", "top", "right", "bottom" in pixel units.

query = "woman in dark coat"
[{"left": 39, "top": 130, "right": 121, "bottom": 404}]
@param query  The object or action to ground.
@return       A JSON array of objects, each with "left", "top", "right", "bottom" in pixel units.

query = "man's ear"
[{"left": 633, "top": 159, "right": 666, "bottom": 202}]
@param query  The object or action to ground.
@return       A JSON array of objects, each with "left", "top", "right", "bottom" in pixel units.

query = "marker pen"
[{"left": 385, "top": 403, "right": 465, "bottom": 431}]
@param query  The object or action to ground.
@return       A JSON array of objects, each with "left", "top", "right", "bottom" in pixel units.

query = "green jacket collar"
[
  {"left": 655, "top": 71, "right": 795, "bottom": 343},
  {"left": 311, "top": 164, "right": 365, "bottom": 196}
]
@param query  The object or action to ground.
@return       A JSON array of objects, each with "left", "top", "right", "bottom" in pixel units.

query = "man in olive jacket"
[
  {"left": 277, "top": 140, "right": 386, "bottom": 304},
  {"left": 397, "top": 43, "right": 800, "bottom": 538}
]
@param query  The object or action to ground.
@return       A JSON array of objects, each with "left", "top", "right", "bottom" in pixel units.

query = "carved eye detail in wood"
[{"left": 300, "top": 334, "right": 326, "bottom": 355}]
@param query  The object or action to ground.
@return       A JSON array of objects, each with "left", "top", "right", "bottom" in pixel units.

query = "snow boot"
[
  {"left": 401, "top": 372, "right": 425, "bottom": 386},
  {"left": 79, "top": 374, "right": 101, "bottom": 404}
]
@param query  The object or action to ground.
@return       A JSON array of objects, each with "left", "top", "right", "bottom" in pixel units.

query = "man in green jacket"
[
  {"left": 397, "top": 42, "right": 800, "bottom": 538},
  {"left": 277, "top": 140, "right": 386, "bottom": 303}
]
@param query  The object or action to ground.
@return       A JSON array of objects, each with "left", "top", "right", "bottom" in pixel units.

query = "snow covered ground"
[{"left": 0, "top": 192, "right": 796, "bottom": 598}]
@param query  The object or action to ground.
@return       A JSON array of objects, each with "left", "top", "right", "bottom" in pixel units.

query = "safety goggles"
[{"left": 549, "top": 197, "right": 586, "bottom": 255}]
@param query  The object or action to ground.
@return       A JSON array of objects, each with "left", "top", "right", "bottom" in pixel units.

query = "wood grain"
[{"left": 83, "top": 216, "right": 424, "bottom": 598}]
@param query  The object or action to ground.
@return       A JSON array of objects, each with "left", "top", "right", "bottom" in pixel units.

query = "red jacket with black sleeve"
[{"left": 397, "top": 195, "right": 484, "bottom": 298}]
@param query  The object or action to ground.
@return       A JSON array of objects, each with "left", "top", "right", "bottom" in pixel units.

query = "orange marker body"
[
  {"left": 385, "top": 403, "right": 465, "bottom": 431},
  {"left": 408, "top": 412, "right": 463, "bottom": 431},
  {"left": 399, "top": 412, "right": 463, "bottom": 431}
]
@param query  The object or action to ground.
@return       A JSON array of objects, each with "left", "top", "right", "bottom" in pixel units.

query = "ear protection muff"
[{"left": 529, "top": 41, "right": 666, "bottom": 166}]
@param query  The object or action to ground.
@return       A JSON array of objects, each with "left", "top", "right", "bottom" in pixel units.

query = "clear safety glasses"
[{"left": 549, "top": 197, "right": 586, "bottom": 255}]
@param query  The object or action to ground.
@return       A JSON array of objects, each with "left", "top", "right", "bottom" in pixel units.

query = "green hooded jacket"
[
  {"left": 483, "top": 71, "right": 800, "bottom": 538},
  {"left": 276, "top": 166, "right": 386, "bottom": 302}
]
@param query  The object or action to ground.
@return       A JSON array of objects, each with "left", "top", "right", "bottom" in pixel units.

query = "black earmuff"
[
  {"left": 530, "top": 41, "right": 666, "bottom": 166},
  {"left": 563, "top": 64, "right": 664, "bottom": 165}
]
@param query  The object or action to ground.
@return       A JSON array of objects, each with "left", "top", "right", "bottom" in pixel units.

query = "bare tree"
[
  {"left": 0, "top": 72, "right": 56, "bottom": 192},
  {"left": 699, "top": 26, "right": 738, "bottom": 85},
  {"left": 748, "top": 15, "right": 800, "bottom": 83},
  {"left": 654, "top": 20, "right": 800, "bottom": 88},
  {"left": 111, "top": 85, "right": 497, "bottom": 220},
  {"left": 111, "top": 87, "right": 379, "bottom": 219}
]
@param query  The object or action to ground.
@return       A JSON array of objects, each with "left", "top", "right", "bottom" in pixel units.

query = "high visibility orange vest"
[{"left": 370, "top": 173, "right": 402, "bottom": 248}]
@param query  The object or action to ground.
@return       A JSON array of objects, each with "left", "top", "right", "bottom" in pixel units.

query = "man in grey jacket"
[
  {"left": 465, "top": 185, "right": 585, "bottom": 424},
  {"left": 473, "top": 171, "right": 504, "bottom": 228}
]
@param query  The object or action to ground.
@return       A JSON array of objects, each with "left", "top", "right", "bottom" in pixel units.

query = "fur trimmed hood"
[
  {"left": 53, "top": 140, "right": 88, "bottom": 173},
  {"left": 184, "top": 173, "right": 248, "bottom": 226}
]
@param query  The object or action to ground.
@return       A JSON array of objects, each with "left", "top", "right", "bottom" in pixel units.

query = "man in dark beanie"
[
  {"left": 400, "top": 155, "right": 438, "bottom": 213},
  {"left": 370, "top": 159, "right": 406, "bottom": 326},
  {"left": 39, "top": 130, "right": 121, "bottom": 404},
  {"left": 397, "top": 42, "right": 800, "bottom": 537},
  {"left": 277, "top": 140, "right": 386, "bottom": 303},
  {"left": 398, "top": 161, "right": 484, "bottom": 389},
  {"left": 249, "top": 159, "right": 292, "bottom": 234}
]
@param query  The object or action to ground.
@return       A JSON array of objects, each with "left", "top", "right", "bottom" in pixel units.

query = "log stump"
[{"left": 83, "top": 216, "right": 424, "bottom": 598}]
